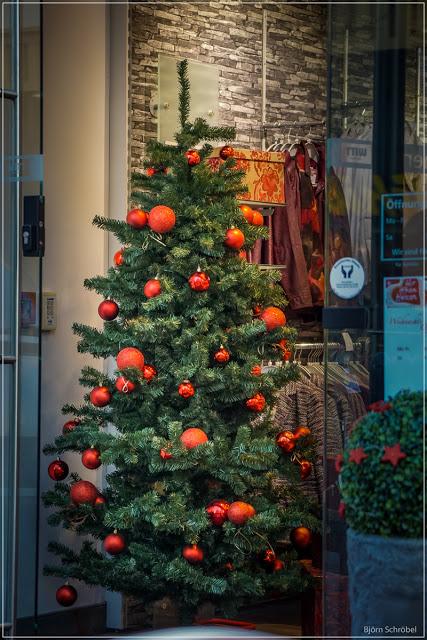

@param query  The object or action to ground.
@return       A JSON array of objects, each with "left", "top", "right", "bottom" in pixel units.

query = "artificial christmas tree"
[{"left": 43, "top": 60, "right": 318, "bottom": 623}]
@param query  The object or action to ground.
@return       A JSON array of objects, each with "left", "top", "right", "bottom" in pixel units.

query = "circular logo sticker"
[{"left": 330, "top": 257, "right": 365, "bottom": 299}]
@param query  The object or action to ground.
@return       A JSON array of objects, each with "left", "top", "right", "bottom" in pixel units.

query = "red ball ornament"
[
  {"left": 224, "top": 227, "right": 245, "bottom": 250},
  {"left": 56, "top": 584, "right": 77, "bottom": 607},
  {"left": 62, "top": 419, "right": 80, "bottom": 434},
  {"left": 219, "top": 145, "right": 234, "bottom": 160},
  {"left": 188, "top": 270, "right": 210, "bottom": 292},
  {"left": 115, "top": 376, "right": 136, "bottom": 394},
  {"left": 146, "top": 167, "right": 156, "bottom": 177},
  {"left": 290, "top": 526, "right": 312, "bottom": 550},
  {"left": 144, "top": 278, "right": 161, "bottom": 298},
  {"left": 276, "top": 430, "right": 296, "bottom": 453},
  {"left": 98, "top": 300, "right": 119, "bottom": 321},
  {"left": 94, "top": 494, "right": 106, "bottom": 507},
  {"left": 160, "top": 448, "right": 173, "bottom": 460},
  {"left": 185, "top": 149, "right": 201, "bottom": 166},
  {"left": 206, "top": 499, "right": 230, "bottom": 526},
  {"left": 251, "top": 210, "right": 264, "bottom": 226},
  {"left": 299, "top": 460, "right": 312, "bottom": 480},
  {"left": 113, "top": 249, "right": 124, "bottom": 266},
  {"left": 294, "top": 426, "right": 311, "bottom": 439},
  {"left": 253, "top": 304, "right": 262, "bottom": 316},
  {"left": 48, "top": 459, "right": 69, "bottom": 481},
  {"left": 251, "top": 365, "right": 262, "bottom": 376},
  {"left": 142, "top": 364, "right": 157, "bottom": 382},
  {"left": 214, "top": 346, "right": 230, "bottom": 363},
  {"left": 228, "top": 501, "right": 256, "bottom": 526},
  {"left": 239, "top": 204, "right": 254, "bottom": 224},
  {"left": 103, "top": 531, "right": 126, "bottom": 555},
  {"left": 178, "top": 380, "right": 195, "bottom": 398},
  {"left": 260, "top": 306, "right": 287, "bottom": 331},
  {"left": 274, "top": 559, "right": 285, "bottom": 572},
  {"left": 246, "top": 393, "right": 266, "bottom": 412},
  {"left": 182, "top": 544, "right": 204, "bottom": 564},
  {"left": 260, "top": 549, "right": 276, "bottom": 570},
  {"left": 126, "top": 208, "right": 148, "bottom": 229},
  {"left": 90, "top": 386, "right": 111, "bottom": 407},
  {"left": 82, "top": 448, "right": 101, "bottom": 470},
  {"left": 116, "top": 347, "right": 145, "bottom": 371},
  {"left": 70, "top": 480, "right": 98, "bottom": 505},
  {"left": 148, "top": 205, "right": 176, "bottom": 234},
  {"left": 180, "top": 427, "right": 208, "bottom": 449}
]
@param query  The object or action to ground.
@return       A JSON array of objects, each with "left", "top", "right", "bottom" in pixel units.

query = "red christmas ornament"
[
  {"left": 335, "top": 454, "right": 344, "bottom": 473},
  {"left": 160, "top": 448, "right": 173, "bottom": 460},
  {"left": 261, "top": 549, "right": 276, "bottom": 569},
  {"left": 349, "top": 447, "right": 368, "bottom": 465},
  {"left": 338, "top": 501, "right": 346, "bottom": 519},
  {"left": 82, "top": 448, "right": 101, "bottom": 470},
  {"left": 274, "top": 558, "right": 285, "bottom": 571},
  {"left": 90, "top": 386, "right": 111, "bottom": 407},
  {"left": 251, "top": 210, "right": 264, "bottom": 226},
  {"left": 368, "top": 400, "right": 392, "bottom": 413},
  {"left": 224, "top": 227, "right": 245, "bottom": 250},
  {"left": 178, "top": 380, "right": 195, "bottom": 398},
  {"left": 142, "top": 364, "right": 157, "bottom": 382},
  {"left": 103, "top": 531, "right": 126, "bottom": 555},
  {"left": 56, "top": 584, "right": 77, "bottom": 607},
  {"left": 148, "top": 205, "right": 176, "bottom": 234},
  {"left": 70, "top": 480, "right": 98, "bottom": 505},
  {"left": 293, "top": 426, "right": 311, "bottom": 439},
  {"left": 126, "top": 208, "right": 148, "bottom": 229},
  {"left": 251, "top": 365, "right": 262, "bottom": 376},
  {"left": 219, "top": 145, "right": 234, "bottom": 160},
  {"left": 94, "top": 494, "right": 106, "bottom": 507},
  {"left": 381, "top": 443, "right": 407, "bottom": 467},
  {"left": 116, "top": 347, "right": 145, "bottom": 371},
  {"left": 246, "top": 393, "right": 266, "bottom": 412},
  {"left": 224, "top": 562, "right": 235, "bottom": 571},
  {"left": 238, "top": 250, "right": 247, "bottom": 260},
  {"left": 239, "top": 204, "right": 254, "bottom": 224},
  {"left": 283, "top": 349, "right": 292, "bottom": 362},
  {"left": 182, "top": 544, "right": 203, "bottom": 564},
  {"left": 115, "top": 376, "right": 136, "bottom": 394},
  {"left": 206, "top": 499, "right": 230, "bottom": 526},
  {"left": 214, "top": 346, "right": 230, "bottom": 363},
  {"left": 276, "top": 430, "right": 296, "bottom": 453},
  {"left": 228, "top": 501, "right": 256, "bottom": 526},
  {"left": 48, "top": 459, "right": 69, "bottom": 481},
  {"left": 185, "top": 149, "right": 201, "bottom": 166},
  {"left": 260, "top": 306, "right": 286, "bottom": 331},
  {"left": 98, "top": 300, "right": 119, "bottom": 321},
  {"left": 180, "top": 427, "right": 208, "bottom": 449},
  {"left": 146, "top": 167, "right": 156, "bottom": 177},
  {"left": 63, "top": 419, "right": 80, "bottom": 434},
  {"left": 299, "top": 460, "right": 312, "bottom": 480},
  {"left": 113, "top": 249, "right": 124, "bottom": 266},
  {"left": 188, "top": 269, "right": 210, "bottom": 291},
  {"left": 144, "top": 278, "right": 161, "bottom": 298},
  {"left": 290, "top": 526, "right": 312, "bottom": 550}
]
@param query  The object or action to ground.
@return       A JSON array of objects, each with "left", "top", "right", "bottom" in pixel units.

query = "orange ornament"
[
  {"left": 299, "top": 460, "right": 312, "bottom": 480},
  {"left": 227, "top": 501, "right": 256, "bottom": 525},
  {"left": 188, "top": 270, "right": 210, "bottom": 291},
  {"left": 251, "top": 365, "right": 262, "bottom": 376},
  {"left": 126, "top": 208, "right": 148, "bottom": 229},
  {"left": 178, "top": 380, "right": 195, "bottom": 398},
  {"left": 116, "top": 347, "right": 145, "bottom": 371},
  {"left": 214, "top": 346, "right": 230, "bottom": 363},
  {"left": 294, "top": 426, "right": 311, "bottom": 439},
  {"left": 148, "top": 205, "right": 176, "bottom": 233},
  {"left": 182, "top": 544, "right": 204, "bottom": 564},
  {"left": 90, "top": 386, "right": 111, "bottom": 407},
  {"left": 290, "top": 526, "right": 312, "bottom": 550},
  {"left": 142, "top": 364, "right": 157, "bottom": 382},
  {"left": 113, "top": 248, "right": 124, "bottom": 266},
  {"left": 224, "top": 227, "right": 245, "bottom": 250},
  {"left": 219, "top": 145, "right": 234, "bottom": 160},
  {"left": 82, "top": 448, "right": 101, "bottom": 470},
  {"left": 160, "top": 448, "right": 172, "bottom": 460},
  {"left": 276, "top": 430, "right": 296, "bottom": 453},
  {"left": 180, "top": 427, "right": 208, "bottom": 449},
  {"left": 260, "top": 306, "right": 286, "bottom": 331},
  {"left": 274, "top": 559, "right": 285, "bottom": 571},
  {"left": 246, "top": 393, "right": 266, "bottom": 412},
  {"left": 115, "top": 376, "right": 136, "bottom": 394},
  {"left": 239, "top": 204, "right": 254, "bottom": 223},
  {"left": 144, "top": 278, "right": 162, "bottom": 298},
  {"left": 251, "top": 210, "right": 264, "bottom": 226},
  {"left": 185, "top": 149, "right": 201, "bottom": 166}
]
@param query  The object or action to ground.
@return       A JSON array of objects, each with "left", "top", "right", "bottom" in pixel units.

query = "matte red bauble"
[
  {"left": 48, "top": 459, "right": 69, "bottom": 481},
  {"left": 294, "top": 426, "right": 311, "bottom": 439},
  {"left": 185, "top": 149, "right": 201, "bottom": 166},
  {"left": 82, "top": 448, "right": 101, "bottom": 470},
  {"left": 246, "top": 393, "right": 266, "bottom": 412},
  {"left": 214, "top": 346, "right": 230, "bottom": 363},
  {"left": 251, "top": 365, "right": 262, "bottom": 376},
  {"left": 290, "top": 526, "right": 312, "bottom": 550},
  {"left": 206, "top": 499, "right": 230, "bottom": 526},
  {"left": 56, "top": 584, "right": 77, "bottom": 607},
  {"left": 260, "top": 306, "right": 287, "bottom": 331},
  {"left": 227, "top": 501, "right": 256, "bottom": 525},
  {"left": 98, "top": 300, "right": 119, "bottom": 321},
  {"left": 94, "top": 494, "right": 106, "bottom": 507},
  {"left": 148, "top": 205, "right": 176, "bottom": 234},
  {"left": 70, "top": 480, "right": 98, "bottom": 505},
  {"left": 219, "top": 145, "right": 234, "bottom": 160},
  {"left": 251, "top": 210, "right": 264, "bottom": 226},
  {"left": 239, "top": 204, "right": 254, "bottom": 223},
  {"left": 143, "top": 364, "right": 157, "bottom": 382},
  {"left": 182, "top": 544, "right": 204, "bottom": 564},
  {"left": 178, "top": 380, "right": 195, "bottom": 398},
  {"left": 90, "top": 386, "right": 111, "bottom": 407},
  {"left": 113, "top": 249, "right": 124, "bottom": 266},
  {"left": 274, "top": 559, "right": 285, "bottom": 571},
  {"left": 180, "top": 427, "right": 208, "bottom": 449},
  {"left": 160, "top": 448, "right": 173, "bottom": 460},
  {"left": 126, "top": 208, "right": 148, "bottom": 229},
  {"left": 103, "top": 531, "right": 126, "bottom": 555},
  {"left": 63, "top": 419, "right": 80, "bottom": 434},
  {"left": 224, "top": 228, "right": 245, "bottom": 250},
  {"left": 116, "top": 347, "right": 145, "bottom": 371},
  {"left": 115, "top": 376, "right": 136, "bottom": 394},
  {"left": 261, "top": 549, "right": 276, "bottom": 569},
  {"left": 188, "top": 270, "right": 210, "bottom": 291},
  {"left": 300, "top": 460, "right": 312, "bottom": 480},
  {"left": 144, "top": 278, "right": 161, "bottom": 298},
  {"left": 276, "top": 430, "right": 296, "bottom": 453}
]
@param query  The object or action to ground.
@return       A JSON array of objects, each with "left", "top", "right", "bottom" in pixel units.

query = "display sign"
[
  {"left": 381, "top": 192, "right": 425, "bottom": 262},
  {"left": 384, "top": 277, "right": 426, "bottom": 397},
  {"left": 329, "top": 257, "right": 365, "bottom": 299}
]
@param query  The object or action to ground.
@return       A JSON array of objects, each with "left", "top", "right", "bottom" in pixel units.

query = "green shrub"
[{"left": 339, "top": 390, "right": 424, "bottom": 538}]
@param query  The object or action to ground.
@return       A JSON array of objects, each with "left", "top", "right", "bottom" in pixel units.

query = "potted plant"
[{"left": 338, "top": 390, "right": 424, "bottom": 638}]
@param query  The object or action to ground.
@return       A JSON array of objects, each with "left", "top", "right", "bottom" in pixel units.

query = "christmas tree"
[{"left": 44, "top": 60, "right": 318, "bottom": 621}]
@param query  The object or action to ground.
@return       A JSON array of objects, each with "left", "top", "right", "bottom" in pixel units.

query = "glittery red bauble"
[
  {"left": 82, "top": 448, "right": 101, "bottom": 470},
  {"left": 182, "top": 544, "right": 203, "bottom": 564},
  {"left": 90, "top": 386, "right": 111, "bottom": 407},
  {"left": 144, "top": 278, "right": 161, "bottom": 298},
  {"left": 224, "top": 228, "right": 245, "bottom": 250},
  {"left": 113, "top": 249, "right": 124, "bottom": 266},
  {"left": 116, "top": 347, "right": 145, "bottom": 371},
  {"left": 188, "top": 270, "right": 210, "bottom": 291},
  {"left": 206, "top": 499, "right": 230, "bottom": 526},
  {"left": 98, "top": 300, "right": 119, "bottom": 321},
  {"left": 260, "top": 306, "right": 286, "bottom": 331},
  {"left": 62, "top": 419, "right": 80, "bottom": 434},
  {"left": 103, "top": 532, "right": 126, "bottom": 555},
  {"left": 115, "top": 376, "right": 136, "bottom": 394},
  {"left": 143, "top": 364, "right": 157, "bottom": 382},
  {"left": 56, "top": 584, "right": 77, "bottom": 607},
  {"left": 239, "top": 204, "right": 254, "bottom": 223},
  {"left": 228, "top": 501, "right": 256, "bottom": 525},
  {"left": 70, "top": 480, "right": 98, "bottom": 505},
  {"left": 148, "top": 205, "right": 176, "bottom": 234},
  {"left": 246, "top": 393, "right": 266, "bottom": 412},
  {"left": 251, "top": 365, "right": 262, "bottom": 376},
  {"left": 94, "top": 494, "right": 106, "bottom": 507},
  {"left": 178, "top": 380, "right": 195, "bottom": 398},
  {"left": 219, "top": 145, "right": 234, "bottom": 160},
  {"left": 126, "top": 208, "right": 148, "bottom": 229},
  {"left": 185, "top": 149, "right": 201, "bottom": 166},
  {"left": 274, "top": 559, "right": 285, "bottom": 571},
  {"left": 294, "top": 426, "right": 311, "bottom": 439},
  {"left": 160, "top": 448, "right": 172, "bottom": 460},
  {"left": 180, "top": 427, "right": 208, "bottom": 449},
  {"left": 251, "top": 210, "right": 264, "bottom": 226},
  {"left": 276, "top": 430, "right": 296, "bottom": 453},
  {"left": 300, "top": 460, "right": 312, "bottom": 480},
  {"left": 290, "top": 526, "right": 312, "bottom": 550},
  {"left": 214, "top": 347, "right": 230, "bottom": 363},
  {"left": 48, "top": 459, "right": 69, "bottom": 481}
]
